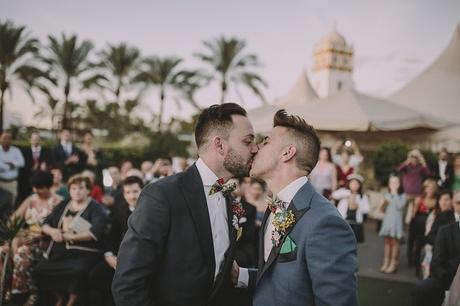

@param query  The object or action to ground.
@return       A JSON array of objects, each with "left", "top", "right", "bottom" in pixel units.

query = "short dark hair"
[
  {"left": 122, "top": 176, "right": 144, "bottom": 189},
  {"left": 273, "top": 109, "right": 321, "bottom": 174},
  {"left": 194, "top": 103, "right": 247, "bottom": 150},
  {"left": 30, "top": 171, "right": 54, "bottom": 189}
]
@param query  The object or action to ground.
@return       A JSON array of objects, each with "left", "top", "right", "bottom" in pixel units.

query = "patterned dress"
[{"left": 0, "top": 193, "right": 61, "bottom": 295}]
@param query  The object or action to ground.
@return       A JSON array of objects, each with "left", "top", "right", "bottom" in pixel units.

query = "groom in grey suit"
[{"left": 233, "top": 109, "right": 358, "bottom": 306}]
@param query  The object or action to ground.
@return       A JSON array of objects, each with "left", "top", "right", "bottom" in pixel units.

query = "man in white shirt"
[
  {"left": 233, "top": 110, "right": 358, "bottom": 306},
  {"left": 0, "top": 131, "right": 25, "bottom": 202},
  {"left": 113, "top": 103, "right": 258, "bottom": 306}
]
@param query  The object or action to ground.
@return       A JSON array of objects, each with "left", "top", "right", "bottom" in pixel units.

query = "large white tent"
[{"left": 390, "top": 24, "right": 460, "bottom": 123}]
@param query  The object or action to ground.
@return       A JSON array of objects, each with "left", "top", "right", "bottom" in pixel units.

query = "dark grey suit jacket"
[
  {"left": 249, "top": 181, "right": 358, "bottom": 306},
  {"left": 112, "top": 164, "right": 237, "bottom": 306}
]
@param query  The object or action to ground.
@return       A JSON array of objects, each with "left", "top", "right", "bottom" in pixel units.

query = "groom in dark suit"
[
  {"left": 112, "top": 103, "right": 258, "bottom": 306},
  {"left": 233, "top": 109, "right": 358, "bottom": 306}
]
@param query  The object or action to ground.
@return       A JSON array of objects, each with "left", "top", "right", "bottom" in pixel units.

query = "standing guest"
[
  {"left": 150, "top": 157, "right": 174, "bottom": 182},
  {"left": 331, "top": 139, "right": 364, "bottom": 169},
  {"left": 50, "top": 166, "right": 69, "bottom": 201},
  {"left": 433, "top": 148, "right": 454, "bottom": 191},
  {"left": 245, "top": 177, "right": 267, "bottom": 228},
  {"left": 310, "top": 147, "right": 337, "bottom": 198},
  {"left": 82, "top": 169, "right": 104, "bottom": 204},
  {"left": 0, "top": 131, "right": 25, "bottom": 203},
  {"left": 81, "top": 131, "right": 104, "bottom": 182},
  {"left": 88, "top": 176, "right": 144, "bottom": 306},
  {"left": 34, "top": 174, "right": 108, "bottom": 306},
  {"left": 421, "top": 191, "right": 454, "bottom": 279},
  {"left": 0, "top": 187, "right": 13, "bottom": 221},
  {"left": 332, "top": 174, "right": 370, "bottom": 243},
  {"left": 453, "top": 155, "right": 460, "bottom": 193},
  {"left": 17, "top": 132, "right": 53, "bottom": 205},
  {"left": 397, "top": 149, "right": 432, "bottom": 199},
  {"left": 379, "top": 175, "right": 406, "bottom": 274},
  {"left": 335, "top": 149, "right": 355, "bottom": 189},
  {"left": 0, "top": 171, "right": 62, "bottom": 305},
  {"left": 409, "top": 179, "right": 438, "bottom": 277},
  {"left": 230, "top": 177, "right": 257, "bottom": 306},
  {"left": 53, "top": 129, "right": 87, "bottom": 180},
  {"left": 102, "top": 167, "right": 123, "bottom": 208},
  {"left": 411, "top": 194, "right": 460, "bottom": 306}
]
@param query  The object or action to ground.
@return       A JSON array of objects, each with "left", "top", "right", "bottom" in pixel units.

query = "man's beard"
[{"left": 223, "top": 148, "right": 252, "bottom": 178}]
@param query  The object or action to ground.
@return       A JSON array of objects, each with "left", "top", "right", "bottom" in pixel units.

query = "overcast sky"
[{"left": 1, "top": 0, "right": 459, "bottom": 127}]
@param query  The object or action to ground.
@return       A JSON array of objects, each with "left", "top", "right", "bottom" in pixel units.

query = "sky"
[{"left": 1, "top": 0, "right": 459, "bottom": 127}]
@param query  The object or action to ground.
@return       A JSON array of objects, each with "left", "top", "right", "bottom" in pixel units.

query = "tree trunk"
[
  {"left": 158, "top": 88, "right": 165, "bottom": 132},
  {"left": 61, "top": 80, "right": 70, "bottom": 130},
  {"left": 0, "top": 89, "right": 4, "bottom": 133},
  {"left": 220, "top": 79, "right": 227, "bottom": 104}
]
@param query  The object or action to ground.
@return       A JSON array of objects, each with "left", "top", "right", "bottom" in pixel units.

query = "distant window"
[{"left": 338, "top": 81, "right": 342, "bottom": 90}]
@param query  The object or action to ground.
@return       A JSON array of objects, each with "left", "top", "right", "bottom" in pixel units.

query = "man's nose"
[{"left": 251, "top": 143, "right": 259, "bottom": 154}]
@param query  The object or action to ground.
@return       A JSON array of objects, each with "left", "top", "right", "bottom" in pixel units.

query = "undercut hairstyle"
[
  {"left": 122, "top": 176, "right": 144, "bottom": 189},
  {"left": 30, "top": 171, "right": 54, "bottom": 189},
  {"left": 194, "top": 103, "right": 247, "bottom": 150},
  {"left": 273, "top": 109, "right": 321, "bottom": 174}
]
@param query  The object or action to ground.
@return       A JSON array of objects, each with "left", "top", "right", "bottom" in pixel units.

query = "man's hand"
[
  {"left": 231, "top": 260, "right": 240, "bottom": 285},
  {"left": 105, "top": 255, "right": 118, "bottom": 270}
]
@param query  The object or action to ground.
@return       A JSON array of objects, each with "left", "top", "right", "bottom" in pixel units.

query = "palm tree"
[
  {"left": 83, "top": 43, "right": 142, "bottom": 106},
  {"left": 0, "top": 20, "right": 39, "bottom": 132},
  {"left": 195, "top": 36, "right": 267, "bottom": 104},
  {"left": 42, "top": 33, "right": 93, "bottom": 129},
  {"left": 136, "top": 56, "right": 196, "bottom": 131}
]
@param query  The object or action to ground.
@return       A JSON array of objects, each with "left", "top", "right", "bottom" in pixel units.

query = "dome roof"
[{"left": 321, "top": 29, "right": 346, "bottom": 46}]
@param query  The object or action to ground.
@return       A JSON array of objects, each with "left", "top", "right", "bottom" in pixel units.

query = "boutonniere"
[
  {"left": 209, "top": 178, "right": 237, "bottom": 197},
  {"left": 267, "top": 197, "right": 295, "bottom": 247},
  {"left": 231, "top": 200, "right": 246, "bottom": 241}
]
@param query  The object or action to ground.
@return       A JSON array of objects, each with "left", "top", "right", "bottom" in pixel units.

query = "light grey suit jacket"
[{"left": 249, "top": 181, "right": 358, "bottom": 306}]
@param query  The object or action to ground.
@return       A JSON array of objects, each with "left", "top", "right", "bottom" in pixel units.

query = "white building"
[{"left": 310, "top": 28, "right": 354, "bottom": 98}]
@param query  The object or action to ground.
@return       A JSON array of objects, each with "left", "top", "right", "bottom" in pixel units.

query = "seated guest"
[
  {"left": 88, "top": 176, "right": 143, "bottom": 306},
  {"left": 0, "top": 171, "right": 62, "bottom": 305},
  {"left": 426, "top": 191, "right": 455, "bottom": 246},
  {"left": 34, "top": 174, "right": 108, "bottom": 306},
  {"left": 412, "top": 195, "right": 460, "bottom": 306},
  {"left": 50, "top": 166, "right": 69, "bottom": 201},
  {"left": 82, "top": 169, "right": 103, "bottom": 204}
]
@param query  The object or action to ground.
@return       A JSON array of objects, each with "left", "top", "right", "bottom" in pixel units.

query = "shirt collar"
[
  {"left": 195, "top": 158, "right": 219, "bottom": 187},
  {"left": 31, "top": 145, "right": 41, "bottom": 152},
  {"left": 277, "top": 176, "right": 308, "bottom": 204}
]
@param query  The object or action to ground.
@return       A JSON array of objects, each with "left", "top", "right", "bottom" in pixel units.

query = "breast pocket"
[{"left": 277, "top": 249, "right": 297, "bottom": 263}]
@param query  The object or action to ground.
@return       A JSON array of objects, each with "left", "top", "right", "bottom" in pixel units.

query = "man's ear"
[
  {"left": 280, "top": 145, "right": 296, "bottom": 163},
  {"left": 212, "top": 136, "right": 226, "bottom": 156}
]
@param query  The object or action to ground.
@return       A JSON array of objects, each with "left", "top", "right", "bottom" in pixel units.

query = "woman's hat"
[{"left": 347, "top": 173, "right": 364, "bottom": 183}]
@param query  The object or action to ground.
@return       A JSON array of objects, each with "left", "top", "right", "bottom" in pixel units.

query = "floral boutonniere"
[
  {"left": 232, "top": 200, "right": 246, "bottom": 241},
  {"left": 267, "top": 197, "right": 295, "bottom": 247}
]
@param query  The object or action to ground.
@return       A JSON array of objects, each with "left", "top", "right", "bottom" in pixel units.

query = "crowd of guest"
[{"left": 1, "top": 128, "right": 459, "bottom": 306}]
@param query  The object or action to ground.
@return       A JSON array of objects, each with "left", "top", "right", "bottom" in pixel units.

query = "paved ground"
[{"left": 358, "top": 219, "right": 419, "bottom": 284}]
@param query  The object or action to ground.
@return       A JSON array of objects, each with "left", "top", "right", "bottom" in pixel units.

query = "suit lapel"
[
  {"left": 256, "top": 181, "right": 316, "bottom": 285},
  {"left": 180, "top": 164, "right": 216, "bottom": 279},
  {"left": 453, "top": 224, "right": 460, "bottom": 254}
]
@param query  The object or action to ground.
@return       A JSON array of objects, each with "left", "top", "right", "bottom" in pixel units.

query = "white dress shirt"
[
  {"left": 438, "top": 160, "right": 447, "bottom": 184},
  {"left": 0, "top": 145, "right": 25, "bottom": 180},
  {"left": 263, "top": 176, "right": 308, "bottom": 261},
  {"left": 237, "top": 176, "right": 308, "bottom": 288},
  {"left": 195, "top": 158, "right": 230, "bottom": 279},
  {"left": 61, "top": 141, "right": 73, "bottom": 156}
]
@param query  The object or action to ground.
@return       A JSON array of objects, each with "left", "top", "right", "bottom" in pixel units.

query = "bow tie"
[
  {"left": 209, "top": 178, "right": 236, "bottom": 197},
  {"left": 267, "top": 196, "right": 289, "bottom": 213}
]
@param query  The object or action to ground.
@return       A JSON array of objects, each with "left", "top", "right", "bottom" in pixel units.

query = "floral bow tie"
[{"left": 209, "top": 178, "right": 237, "bottom": 197}]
